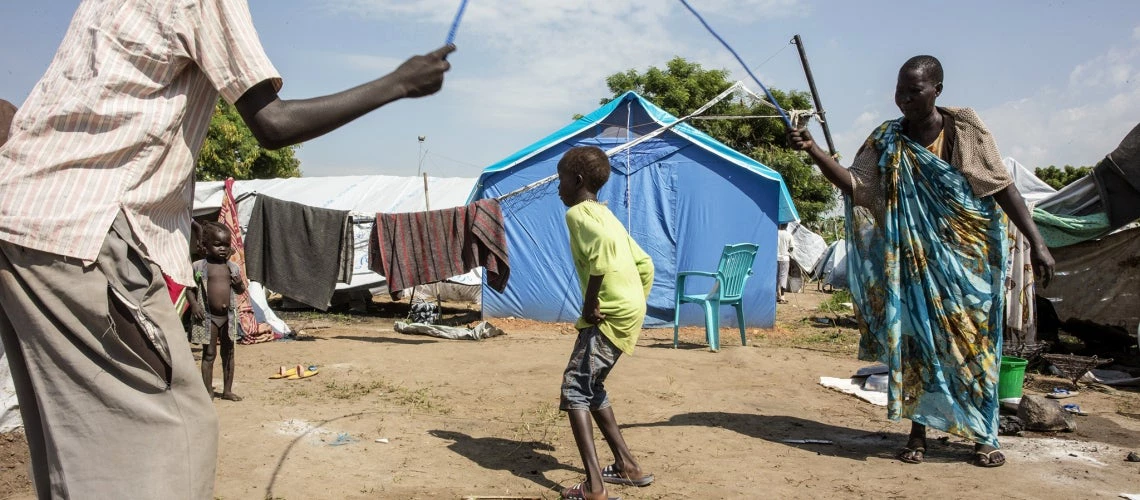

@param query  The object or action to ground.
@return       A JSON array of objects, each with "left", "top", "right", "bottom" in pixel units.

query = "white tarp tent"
[
  {"left": 194, "top": 175, "right": 479, "bottom": 295},
  {"left": 1004, "top": 157, "right": 1057, "bottom": 204},
  {"left": 785, "top": 222, "right": 828, "bottom": 293}
]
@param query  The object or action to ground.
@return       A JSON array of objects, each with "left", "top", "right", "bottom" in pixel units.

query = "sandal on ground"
[
  {"left": 560, "top": 482, "right": 620, "bottom": 500},
  {"left": 972, "top": 449, "right": 1006, "bottom": 468},
  {"left": 897, "top": 446, "right": 925, "bottom": 464},
  {"left": 601, "top": 464, "right": 654, "bottom": 487},
  {"left": 1046, "top": 388, "right": 1079, "bottom": 399}
]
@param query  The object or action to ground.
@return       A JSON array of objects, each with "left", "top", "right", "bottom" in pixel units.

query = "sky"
[{"left": 1, "top": 1, "right": 1138, "bottom": 179}]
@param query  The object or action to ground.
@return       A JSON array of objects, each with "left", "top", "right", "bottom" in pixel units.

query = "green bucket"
[{"left": 998, "top": 356, "right": 1029, "bottom": 399}]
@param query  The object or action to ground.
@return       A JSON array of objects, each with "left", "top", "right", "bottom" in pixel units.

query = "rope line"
[
  {"left": 445, "top": 0, "right": 469, "bottom": 46},
  {"left": 677, "top": 0, "right": 793, "bottom": 129}
]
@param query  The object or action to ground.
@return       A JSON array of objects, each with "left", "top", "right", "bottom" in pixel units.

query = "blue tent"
[{"left": 469, "top": 91, "right": 799, "bottom": 328}]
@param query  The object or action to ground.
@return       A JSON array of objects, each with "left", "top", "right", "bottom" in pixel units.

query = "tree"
[
  {"left": 1034, "top": 164, "right": 1092, "bottom": 190},
  {"left": 601, "top": 57, "right": 835, "bottom": 224},
  {"left": 196, "top": 98, "right": 302, "bottom": 181}
]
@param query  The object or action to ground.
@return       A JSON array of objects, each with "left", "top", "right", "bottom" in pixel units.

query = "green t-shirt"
[{"left": 565, "top": 201, "right": 654, "bottom": 354}]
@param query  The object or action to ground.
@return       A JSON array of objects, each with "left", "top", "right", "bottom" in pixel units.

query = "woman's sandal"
[
  {"left": 972, "top": 449, "right": 1006, "bottom": 468},
  {"left": 897, "top": 446, "right": 925, "bottom": 464}
]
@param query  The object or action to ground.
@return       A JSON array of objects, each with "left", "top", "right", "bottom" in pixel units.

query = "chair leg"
[
  {"left": 734, "top": 303, "right": 747, "bottom": 346},
  {"left": 673, "top": 296, "right": 682, "bottom": 349},
  {"left": 704, "top": 301, "right": 720, "bottom": 352}
]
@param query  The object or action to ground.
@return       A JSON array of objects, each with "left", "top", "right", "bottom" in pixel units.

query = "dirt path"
[{"left": 2, "top": 290, "right": 1138, "bottom": 499}]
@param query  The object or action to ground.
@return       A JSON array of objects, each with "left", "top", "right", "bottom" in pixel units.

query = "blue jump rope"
[
  {"left": 445, "top": 0, "right": 468, "bottom": 47},
  {"left": 444, "top": 0, "right": 792, "bottom": 129},
  {"left": 676, "top": 0, "right": 793, "bottom": 129}
]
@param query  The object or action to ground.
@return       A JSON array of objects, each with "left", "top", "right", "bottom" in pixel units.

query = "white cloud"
[
  {"left": 983, "top": 88, "right": 1140, "bottom": 170},
  {"left": 322, "top": 0, "right": 803, "bottom": 131}
]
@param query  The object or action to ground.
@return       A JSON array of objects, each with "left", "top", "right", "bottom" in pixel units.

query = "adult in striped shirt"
[{"left": 0, "top": 1, "right": 453, "bottom": 498}]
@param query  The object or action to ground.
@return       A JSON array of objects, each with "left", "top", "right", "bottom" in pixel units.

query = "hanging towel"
[
  {"left": 369, "top": 199, "right": 509, "bottom": 294},
  {"left": 245, "top": 195, "right": 353, "bottom": 310}
]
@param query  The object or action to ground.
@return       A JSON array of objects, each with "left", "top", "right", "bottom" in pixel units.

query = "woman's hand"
[
  {"left": 1031, "top": 244, "right": 1055, "bottom": 289},
  {"left": 787, "top": 128, "right": 815, "bottom": 152}
]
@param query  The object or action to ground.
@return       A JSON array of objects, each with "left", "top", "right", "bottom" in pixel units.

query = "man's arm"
[
  {"left": 993, "top": 185, "right": 1055, "bottom": 287},
  {"left": 234, "top": 45, "right": 455, "bottom": 150}
]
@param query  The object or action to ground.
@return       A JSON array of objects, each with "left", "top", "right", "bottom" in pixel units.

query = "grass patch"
[
  {"left": 817, "top": 289, "right": 853, "bottom": 314},
  {"left": 324, "top": 380, "right": 385, "bottom": 400},
  {"left": 279, "top": 310, "right": 360, "bottom": 324},
  {"left": 316, "top": 377, "right": 453, "bottom": 415},
  {"left": 509, "top": 401, "right": 563, "bottom": 445}
]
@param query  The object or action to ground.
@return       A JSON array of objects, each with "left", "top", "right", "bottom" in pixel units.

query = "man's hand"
[
  {"left": 1031, "top": 244, "right": 1055, "bottom": 289},
  {"left": 393, "top": 45, "right": 456, "bottom": 98},
  {"left": 787, "top": 128, "right": 815, "bottom": 152}
]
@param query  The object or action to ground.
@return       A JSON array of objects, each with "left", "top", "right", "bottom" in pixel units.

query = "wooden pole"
[
  {"left": 792, "top": 34, "right": 837, "bottom": 157},
  {"left": 422, "top": 172, "right": 430, "bottom": 211}
]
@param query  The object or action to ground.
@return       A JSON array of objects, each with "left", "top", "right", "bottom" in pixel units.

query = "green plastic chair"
[{"left": 673, "top": 243, "right": 759, "bottom": 351}]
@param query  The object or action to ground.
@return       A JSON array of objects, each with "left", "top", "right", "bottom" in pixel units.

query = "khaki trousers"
[{"left": 0, "top": 213, "right": 216, "bottom": 499}]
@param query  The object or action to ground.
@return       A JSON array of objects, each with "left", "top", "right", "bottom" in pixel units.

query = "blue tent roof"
[
  {"left": 470, "top": 91, "right": 800, "bottom": 328},
  {"left": 471, "top": 91, "right": 800, "bottom": 223}
]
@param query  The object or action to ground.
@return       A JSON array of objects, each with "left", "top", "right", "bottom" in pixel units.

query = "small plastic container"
[
  {"left": 998, "top": 356, "right": 1029, "bottom": 399},
  {"left": 863, "top": 373, "right": 888, "bottom": 392}
]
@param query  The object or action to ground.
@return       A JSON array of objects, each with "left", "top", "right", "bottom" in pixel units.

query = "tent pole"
[{"left": 792, "top": 34, "right": 837, "bottom": 157}]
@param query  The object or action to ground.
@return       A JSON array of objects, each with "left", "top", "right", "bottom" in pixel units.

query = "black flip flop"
[
  {"left": 561, "top": 481, "right": 621, "bottom": 500},
  {"left": 601, "top": 464, "right": 655, "bottom": 487}
]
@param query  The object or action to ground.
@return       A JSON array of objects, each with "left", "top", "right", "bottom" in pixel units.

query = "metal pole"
[{"left": 792, "top": 34, "right": 837, "bottom": 157}]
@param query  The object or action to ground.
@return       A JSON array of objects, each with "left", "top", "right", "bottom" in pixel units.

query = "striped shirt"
[{"left": 0, "top": 0, "right": 281, "bottom": 286}]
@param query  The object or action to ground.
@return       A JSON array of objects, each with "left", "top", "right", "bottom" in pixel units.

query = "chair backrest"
[{"left": 716, "top": 243, "right": 759, "bottom": 301}]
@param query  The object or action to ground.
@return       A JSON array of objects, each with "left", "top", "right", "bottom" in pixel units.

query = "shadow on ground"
[
  {"left": 428, "top": 429, "right": 578, "bottom": 494},
  {"left": 624, "top": 412, "right": 976, "bottom": 463}
]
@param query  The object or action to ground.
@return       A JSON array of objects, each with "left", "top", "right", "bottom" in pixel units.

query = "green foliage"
[
  {"left": 601, "top": 57, "right": 836, "bottom": 224},
  {"left": 195, "top": 98, "right": 302, "bottom": 181},
  {"left": 1034, "top": 164, "right": 1092, "bottom": 190},
  {"left": 817, "top": 289, "right": 853, "bottom": 314}
]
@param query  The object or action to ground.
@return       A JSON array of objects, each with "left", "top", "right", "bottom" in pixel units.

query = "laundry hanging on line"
[
  {"left": 369, "top": 198, "right": 509, "bottom": 296},
  {"left": 244, "top": 195, "right": 354, "bottom": 311}
]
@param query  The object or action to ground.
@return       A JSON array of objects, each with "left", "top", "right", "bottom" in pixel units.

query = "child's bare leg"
[
  {"left": 592, "top": 406, "right": 648, "bottom": 480},
  {"left": 200, "top": 323, "right": 219, "bottom": 398},
  {"left": 219, "top": 325, "right": 241, "bottom": 401},
  {"left": 567, "top": 409, "right": 608, "bottom": 500}
]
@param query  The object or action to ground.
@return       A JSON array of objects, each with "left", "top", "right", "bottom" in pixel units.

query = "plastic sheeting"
[
  {"left": 247, "top": 281, "right": 292, "bottom": 336},
  {"left": 788, "top": 222, "right": 827, "bottom": 274},
  {"left": 811, "top": 241, "right": 849, "bottom": 289},
  {"left": 470, "top": 92, "right": 797, "bottom": 328},
  {"left": 1004, "top": 157, "right": 1056, "bottom": 204},
  {"left": 393, "top": 321, "right": 504, "bottom": 340},
  {"left": 1038, "top": 226, "right": 1140, "bottom": 336}
]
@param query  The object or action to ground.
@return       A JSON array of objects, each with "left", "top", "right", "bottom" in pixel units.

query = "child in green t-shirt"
[{"left": 555, "top": 146, "right": 655, "bottom": 500}]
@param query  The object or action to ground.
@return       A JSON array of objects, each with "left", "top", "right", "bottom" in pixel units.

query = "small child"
[
  {"left": 555, "top": 146, "right": 655, "bottom": 500},
  {"left": 187, "top": 222, "right": 245, "bottom": 401}
]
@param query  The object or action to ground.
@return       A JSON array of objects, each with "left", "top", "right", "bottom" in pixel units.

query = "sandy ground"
[{"left": 2, "top": 289, "right": 1139, "bottom": 499}]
